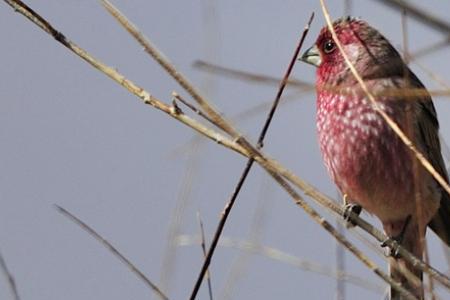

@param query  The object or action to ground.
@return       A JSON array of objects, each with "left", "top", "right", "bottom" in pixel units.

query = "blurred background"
[{"left": 1, "top": 0, "right": 450, "bottom": 299}]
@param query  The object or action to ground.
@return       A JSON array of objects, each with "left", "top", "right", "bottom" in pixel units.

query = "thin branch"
[
  {"left": 172, "top": 92, "right": 217, "bottom": 127},
  {"left": 3, "top": 0, "right": 249, "bottom": 159},
  {"left": 373, "top": 0, "right": 450, "bottom": 35},
  {"left": 412, "top": 59, "right": 450, "bottom": 91},
  {"left": 168, "top": 92, "right": 299, "bottom": 160},
  {"left": 335, "top": 216, "right": 346, "bottom": 300},
  {"left": 197, "top": 213, "right": 214, "bottom": 300},
  {"left": 188, "top": 12, "right": 315, "bottom": 299},
  {"left": 219, "top": 175, "right": 270, "bottom": 300},
  {"left": 99, "top": 0, "right": 239, "bottom": 138},
  {"left": 263, "top": 154, "right": 450, "bottom": 291},
  {"left": 194, "top": 62, "right": 450, "bottom": 98},
  {"left": 263, "top": 166, "right": 417, "bottom": 299},
  {"left": 177, "top": 235, "right": 385, "bottom": 294},
  {"left": 189, "top": 156, "right": 250, "bottom": 299},
  {"left": 410, "top": 38, "right": 450, "bottom": 60},
  {"left": 0, "top": 250, "right": 20, "bottom": 300},
  {"left": 158, "top": 141, "right": 203, "bottom": 294},
  {"left": 193, "top": 60, "right": 313, "bottom": 91},
  {"left": 424, "top": 241, "right": 437, "bottom": 300},
  {"left": 54, "top": 205, "right": 170, "bottom": 300}
]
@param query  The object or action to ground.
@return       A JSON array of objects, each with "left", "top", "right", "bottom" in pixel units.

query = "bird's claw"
[
  {"left": 342, "top": 203, "right": 362, "bottom": 228},
  {"left": 380, "top": 215, "right": 411, "bottom": 258},
  {"left": 380, "top": 238, "right": 402, "bottom": 258}
]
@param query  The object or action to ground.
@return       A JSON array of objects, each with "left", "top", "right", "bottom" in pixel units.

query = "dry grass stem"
[
  {"left": 187, "top": 12, "right": 315, "bottom": 300},
  {"left": 55, "top": 205, "right": 169, "bottom": 300},
  {"left": 168, "top": 92, "right": 299, "bottom": 161},
  {"left": 159, "top": 142, "right": 203, "bottom": 294},
  {"left": 189, "top": 159, "right": 251, "bottom": 299},
  {"left": 100, "top": 0, "right": 240, "bottom": 138},
  {"left": 219, "top": 176, "right": 270, "bottom": 300},
  {"left": 177, "top": 234, "right": 385, "bottom": 294},
  {"left": 172, "top": 92, "right": 218, "bottom": 128},
  {"left": 374, "top": 0, "right": 450, "bottom": 35},
  {"left": 265, "top": 157, "right": 450, "bottom": 291},
  {"left": 193, "top": 61, "right": 450, "bottom": 99},
  {"left": 411, "top": 38, "right": 450, "bottom": 61},
  {"left": 264, "top": 168, "right": 417, "bottom": 299},
  {"left": 335, "top": 218, "right": 346, "bottom": 300},
  {"left": 0, "top": 251, "right": 20, "bottom": 300},
  {"left": 3, "top": 1, "right": 249, "bottom": 158},
  {"left": 193, "top": 60, "right": 314, "bottom": 91},
  {"left": 197, "top": 213, "right": 214, "bottom": 300},
  {"left": 412, "top": 60, "right": 450, "bottom": 91},
  {"left": 424, "top": 242, "right": 437, "bottom": 300}
]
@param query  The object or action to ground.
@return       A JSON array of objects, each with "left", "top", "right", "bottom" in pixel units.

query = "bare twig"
[
  {"left": 410, "top": 38, "right": 450, "bottom": 60},
  {"left": 270, "top": 154, "right": 450, "bottom": 290},
  {"left": 159, "top": 141, "right": 203, "bottom": 294},
  {"left": 219, "top": 175, "right": 270, "bottom": 300},
  {"left": 335, "top": 216, "right": 346, "bottom": 300},
  {"left": 263, "top": 167, "right": 417, "bottom": 299},
  {"left": 188, "top": 12, "right": 315, "bottom": 299},
  {"left": 412, "top": 60, "right": 450, "bottom": 91},
  {"left": 189, "top": 158, "right": 250, "bottom": 299},
  {"left": 3, "top": 0, "right": 249, "bottom": 158},
  {"left": 194, "top": 62, "right": 450, "bottom": 99},
  {"left": 168, "top": 92, "right": 299, "bottom": 160},
  {"left": 193, "top": 60, "right": 313, "bottom": 91},
  {"left": 374, "top": 0, "right": 450, "bottom": 35},
  {"left": 0, "top": 251, "right": 20, "bottom": 300},
  {"left": 55, "top": 205, "right": 170, "bottom": 300},
  {"left": 424, "top": 241, "right": 437, "bottom": 300},
  {"left": 177, "top": 235, "right": 385, "bottom": 294},
  {"left": 197, "top": 213, "right": 214, "bottom": 300},
  {"left": 100, "top": 0, "right": 239, "bottom": 138},
  {"left": 172, "top": 92, "right": 217, "bottom": 127}
]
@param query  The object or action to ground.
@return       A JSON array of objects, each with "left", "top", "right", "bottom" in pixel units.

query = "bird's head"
[{"left": 300, "top": 17, "right": 402, "bottom": 86}]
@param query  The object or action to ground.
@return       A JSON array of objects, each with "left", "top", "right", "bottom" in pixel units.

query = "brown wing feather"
[{"left": 409, "top": 72, "right": 450, "bottom": 246}]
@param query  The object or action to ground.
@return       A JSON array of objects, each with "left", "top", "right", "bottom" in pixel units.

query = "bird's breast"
[{"left": 316, "top": 92, "right": 414, "bottom": 218}]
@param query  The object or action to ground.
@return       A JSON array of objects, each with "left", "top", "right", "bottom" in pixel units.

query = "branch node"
[{"left": 171, "top": 98, "right": 183, "bottom": 115}]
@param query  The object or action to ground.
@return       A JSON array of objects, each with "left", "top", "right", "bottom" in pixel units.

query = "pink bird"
[{"left": 300, "top": 17, "right": 450, "bottom": 299}]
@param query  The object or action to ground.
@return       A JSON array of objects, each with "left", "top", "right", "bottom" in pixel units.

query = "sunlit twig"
[
  {"left": 55, "top": 205, "right": 169, "bottom": 300},
  {"left": 0, "top": 251, "right": 20, "bottom": 300}
]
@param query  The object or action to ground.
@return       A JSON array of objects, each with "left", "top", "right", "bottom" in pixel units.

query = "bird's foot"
[
  {"left": 342, "top": 203, "right": 362, "bottom": 228},
  {"left": 380, "top": 237, "right": 402, "bottom": 258},
  {"left": 380, "top": 215, "right": 411, "bottom": 258}
]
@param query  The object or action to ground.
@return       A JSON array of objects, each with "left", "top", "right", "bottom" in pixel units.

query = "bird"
[{"left": 300, "top": 17, "right": 450, "bottom": 299}]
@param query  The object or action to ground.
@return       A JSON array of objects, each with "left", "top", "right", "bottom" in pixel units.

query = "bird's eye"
[{"left": 323, "top": 40, "right": 336, "bottom": 54}]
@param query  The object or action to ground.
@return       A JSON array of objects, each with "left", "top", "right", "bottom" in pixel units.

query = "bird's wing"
[{"left": 406, "top": 71, "right": 450, "bottom": 246}]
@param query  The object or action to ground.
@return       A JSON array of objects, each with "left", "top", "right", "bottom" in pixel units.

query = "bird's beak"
[{"left": 299, "top": 45, "right": 321, "bottom": 67}]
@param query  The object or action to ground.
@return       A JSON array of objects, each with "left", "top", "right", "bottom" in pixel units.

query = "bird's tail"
[{"left": 428, "top": 191, "right": 450, "bottom": 246}]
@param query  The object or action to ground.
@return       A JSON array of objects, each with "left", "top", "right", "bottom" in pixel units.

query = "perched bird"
[{"left": 300, "top": 17, "right": 450, "bottom": 299}]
